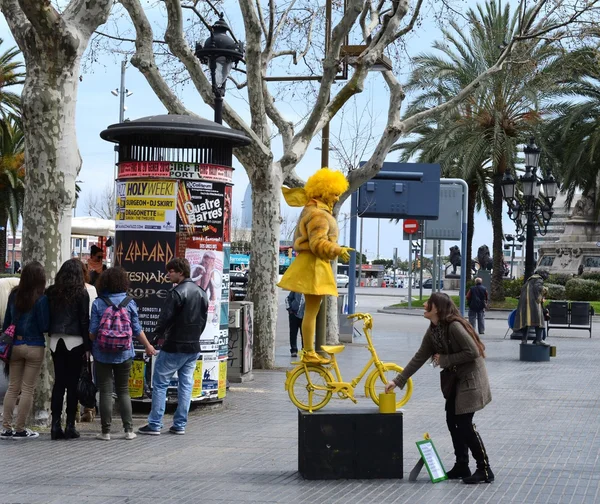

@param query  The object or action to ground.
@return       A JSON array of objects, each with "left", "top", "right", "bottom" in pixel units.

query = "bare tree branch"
[
  {"left": 93, "top": 29, "right": 167, "bottom": 45},
  {"left": 64, "top": 0, "right": 114, "bottom": 37},
  {"left": 255, "top": 0, "right": 268, "bottom": 39},
  {"left": 393, "top": 0, "right": 425, "bottom": 41},
  {"left": 0, "top": 0, "right": 32, "bottom": 49},
  {"left": 16, "top": 0, "right": 62, "bottom": 38}
]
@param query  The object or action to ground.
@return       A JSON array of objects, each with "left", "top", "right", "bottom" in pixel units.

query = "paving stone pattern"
[{"left": 0, "top": 312, "right": 599, "bottom": 504}]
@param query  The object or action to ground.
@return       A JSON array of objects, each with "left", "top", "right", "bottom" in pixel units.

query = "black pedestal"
[
  {"left": 298, "top": 408, "right": 403, "bottom": 479},
  {"left": 520, "top": 343, "right": 550, "bottom": 362}
]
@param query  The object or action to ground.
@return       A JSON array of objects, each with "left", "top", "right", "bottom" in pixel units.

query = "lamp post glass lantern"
[
  {"left": 195, "top": 14, "right": 244, "bottom": 124},
  {"left": 501, "top": 138, "right": 558, "bottom": 281}
]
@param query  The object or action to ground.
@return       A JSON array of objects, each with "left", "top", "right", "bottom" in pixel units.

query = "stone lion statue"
[
  {"left": 447, "top": 245, "right": 461, "bottom": 275},
  {"left": 477, "top": 245, "right": 493, "bottom": 271}
]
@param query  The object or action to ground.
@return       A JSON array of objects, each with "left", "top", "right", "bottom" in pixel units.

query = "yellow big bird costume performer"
[{"left": 277, "top": 168, "right": 353, "bottom": 364}]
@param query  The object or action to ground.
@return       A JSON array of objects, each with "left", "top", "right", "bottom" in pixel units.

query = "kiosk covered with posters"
[{"left": 100, "top": 114, "right": 250, "bottom": 403}]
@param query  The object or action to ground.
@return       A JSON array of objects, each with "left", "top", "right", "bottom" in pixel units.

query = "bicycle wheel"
[
  {"left": 288, "top": 365, "right": 334, "bottom": 412},
  {"left": 366, "top": 363, "right": 413, "bottom": 408}
]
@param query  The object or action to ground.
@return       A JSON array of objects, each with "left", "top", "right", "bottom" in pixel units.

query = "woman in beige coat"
[{"left": 385, "top": 292, "right": 493, "bottom": 484}]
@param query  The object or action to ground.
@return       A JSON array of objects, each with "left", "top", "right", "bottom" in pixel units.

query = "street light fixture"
[
  {"left": 195, "top": 14, "right": 245, "bottom": 125},
  {"left": 501, "top": 138, "right": 559, "bottom": 280}
]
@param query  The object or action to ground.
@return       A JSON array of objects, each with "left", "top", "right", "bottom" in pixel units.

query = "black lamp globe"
[{"left": 195, "top": 14, "right": 244, "bottom": 124}]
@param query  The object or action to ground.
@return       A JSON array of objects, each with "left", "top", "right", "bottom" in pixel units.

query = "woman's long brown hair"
[
  {"left": 426, "top": 292, "right": 486, "bottom": 358},
  {"left": 12, "top": 261, "right": 46, "bottom": 313}
]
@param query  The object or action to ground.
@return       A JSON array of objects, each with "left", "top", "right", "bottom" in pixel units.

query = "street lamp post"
[
  {"left": 195, "top": 14, "right": 245, "bottom": 125},
  {"left": 501, "top": 138, "right": 559, "bottom": 280}
]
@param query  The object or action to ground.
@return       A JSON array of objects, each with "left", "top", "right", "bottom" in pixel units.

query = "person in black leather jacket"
[
  {"left": 138, "top": 257, "right": 209, "bottom": 436},
  {"left": 46, "top": 259, "right": 90, "bottom": 440}
]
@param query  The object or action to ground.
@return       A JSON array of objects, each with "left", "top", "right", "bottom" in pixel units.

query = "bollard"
[
  {"left": 550, "top": 346, "right": 557, "bottom": 357},
  {"left": 379, "top": 392, "right": 396, "bottom": 413}
]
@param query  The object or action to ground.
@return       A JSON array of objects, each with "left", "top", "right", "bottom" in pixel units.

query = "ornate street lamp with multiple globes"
[
  {"left": 501, "top": 138, "right": 559, "bottom": 280},
  {"left": 195, "top": 14, "right": 244, "bottom": 125}
]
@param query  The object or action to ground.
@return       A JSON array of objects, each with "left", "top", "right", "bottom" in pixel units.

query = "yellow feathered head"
[{"left": 282, "top": 168, "right": 348, "bottom": 209}]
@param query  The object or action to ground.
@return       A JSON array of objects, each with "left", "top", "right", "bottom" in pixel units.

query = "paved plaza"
[{"left": 1, "top": 292, "right": 599, "bottom": 503}]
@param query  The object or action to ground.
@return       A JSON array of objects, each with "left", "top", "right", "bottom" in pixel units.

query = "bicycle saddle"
[{"left": 321, "top": 345, "right": 345, "bottom": 355}]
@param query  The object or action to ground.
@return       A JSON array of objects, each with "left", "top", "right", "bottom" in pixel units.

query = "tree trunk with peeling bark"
[
  {"left": 1, "top": 0, "right": 113, "bottom": 425},
  {"left": 247, "top": 169, "right": 282, "bottom": 369}
]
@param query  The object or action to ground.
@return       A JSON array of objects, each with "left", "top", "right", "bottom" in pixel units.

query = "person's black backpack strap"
[
  {"left": 100, "top": 296, "right": 116, "bottom": 308},
  {"left": 117, "top": 296, "right": 133, "bottom": 309}
]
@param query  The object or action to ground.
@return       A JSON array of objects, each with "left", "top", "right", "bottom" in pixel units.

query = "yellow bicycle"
[{"left": 284, "top": 312, "right": 413, "bottom": 412}]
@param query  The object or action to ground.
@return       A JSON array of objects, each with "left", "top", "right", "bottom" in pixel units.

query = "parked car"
[
  {"left": 421, "top": 278, "right": 443, "bottom": 289},
  {"left": 336, "top": 274, "right": 349, "bottom": 288}
]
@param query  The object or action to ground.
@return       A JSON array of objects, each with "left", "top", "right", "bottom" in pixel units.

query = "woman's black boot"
[
  {"left": 463, "top": 425, "right": 494, "bottom": 484},
  {"left": 50, "top": 419, "right": 65, "bottom": 440},
  {"left": 446, "top": 462, "right": 471, "bottom": 480},
  {"left": 64, "top": 422, "right": 80, "bottom": 439}
]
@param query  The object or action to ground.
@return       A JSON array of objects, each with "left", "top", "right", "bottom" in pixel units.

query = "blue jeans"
[{"left": 147, "top": 351, "right": 200, "bottom": 431}]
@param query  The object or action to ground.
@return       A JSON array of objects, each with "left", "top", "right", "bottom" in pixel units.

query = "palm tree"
[
  {"left": 541, "top": 48, "right": 600, "bottom": 215},
  {"left": 392, "top": 112, "right": 493, "bottom": 280},
  {"left": 0, "top": 115, "right": 25, "bottom": 273},
  {"left": 397, "top": 0, "right": 562, "bottom": 300},
  {"left": 0, "top": 38, "right": 24, "bottom": 118}
]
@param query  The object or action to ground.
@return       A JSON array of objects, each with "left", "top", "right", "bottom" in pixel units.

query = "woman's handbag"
[
  {"left": 440, "top": 366, "right": 458, "bottom": 399},
  {"left": 0, "top": 324, "right": 16, "bottom": 364},
  {"left": 77, "top": 357, "right": 97, "bottom": 408}
]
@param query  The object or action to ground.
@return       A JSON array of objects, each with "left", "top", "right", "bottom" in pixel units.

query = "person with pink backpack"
[{"left": 89, "top": 267, "right": 156, "bottom": 441}]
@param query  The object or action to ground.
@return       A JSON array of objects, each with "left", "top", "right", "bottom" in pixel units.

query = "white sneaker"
[
  {"left": 96, "top": 433, "right": 111, "bottom": 441},
  {"left": 124, "top": 431, "right": 137, "bottom": 440}
]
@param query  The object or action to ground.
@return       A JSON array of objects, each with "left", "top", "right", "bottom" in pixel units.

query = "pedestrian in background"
[
  {"left": 90, "top": 267, "right": 156, "bottom": 441},
  {"left": 385, "top": 293, "right": 493, "bottom": 484},
  {"left": 87, "top": 245, "right": 106, "bottom": 287},
  {"left": 286, "top": 291, "right": 305, "bottom": 358},
  {"left": 466, "top": 277, "right": 488, "bottom": 335},
  {"left": 1, "top": 262, "right": 49, "bottom": 440},
  {"left": 138, "top": 258, "right": 208, "bottom": 436},
  {"left": 46, "top": 259, "right": 90, "bottom": 440},
  {"left": 78, "top": 260, "right": 98, "bottom": 423}
]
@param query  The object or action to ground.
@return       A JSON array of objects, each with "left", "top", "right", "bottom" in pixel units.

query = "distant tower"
[{"left": 241, "top": 184, "right": 252, "bottom": 229}]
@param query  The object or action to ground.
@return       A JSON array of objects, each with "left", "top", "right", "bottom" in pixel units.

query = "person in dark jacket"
[
  {"left": 286, "top": 291, "right": 305, "bottom": 358},
  {"left": 138, "top": 257, "right": 209, "bottom": 436},
  {"left": 466, "top": 277, "right": 488, "bottom": 335},
  {"left": 46, "top": 259, "right": 91, "bottom": 440},
  {"left": 1, "top": 262, "right": 49, "bottom": 440},
  {"left": 385, "top": 293, "right": 493, "bottom": 484}
]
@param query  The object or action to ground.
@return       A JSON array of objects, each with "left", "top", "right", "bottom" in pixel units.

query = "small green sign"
[{"left": 416, "top": 439, "right": 448, "bottom": 483}]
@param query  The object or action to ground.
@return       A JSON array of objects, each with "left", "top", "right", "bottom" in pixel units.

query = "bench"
[{"left": 546, "top": 301, "right": 594, "bottom": 338}]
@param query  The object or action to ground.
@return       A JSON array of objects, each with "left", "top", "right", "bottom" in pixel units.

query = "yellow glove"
[{"left": 339, "top": 247, "right": 354, "bottom": 263}]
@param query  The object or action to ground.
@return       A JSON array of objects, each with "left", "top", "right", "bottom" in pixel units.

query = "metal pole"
[
  {"left": 408, "top": 244, "right": 412, "bottom": 309},
  {"left": 315, "top": 0, "right": 332, "bottom": 352},
  {"left": 432, "top": 239, "right": 437, "bottom": 295},
  {"left": 119, "top": 60, "right": 126, "bottom": 123},
  {"left": 510, "top": 245, "right": 515, "bottom": 279},
  {"left": 525, "top": 213, "right": 535, "bottom": 280},
  {"left": 348, "top": 193, "right": 358, "bottom": 315},
  {"left": 419, "top": 223, "right": 424, "bottom": 300},
  {"left": 376, "top": 219, "right": 380, "bottom": 259},
  {"left": 358, "top": 217, "right": 363, "bottom": 286}
]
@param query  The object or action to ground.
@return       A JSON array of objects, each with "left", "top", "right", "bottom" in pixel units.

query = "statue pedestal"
[
  {"left": 519, "top": 343, "right": 550, "bottom": 362},
  {"left": 298, "top": 409, "right": 403, "bottom": 479}
]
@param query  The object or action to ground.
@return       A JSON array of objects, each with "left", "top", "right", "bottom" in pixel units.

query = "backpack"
[{"left": 96, "top": 296, "right": 133, "bottom": 352}]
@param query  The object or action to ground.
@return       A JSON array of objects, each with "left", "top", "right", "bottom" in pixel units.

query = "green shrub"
[
  {"left": 503, "top": 277, "right": 524, "bottom": 298},
  {"left": 0, "top": 273, "right": 19, "bottom": 279},
  {"left": 565, "top": 278, "right": 600, "bottom": 301},
  {"left": 581, "top": 272, "right": 600, "bottom": 282},
  {"left": 547, "top": 273, "right": 572, "bottom": 286},
  {"left": 464, "top": 279, "right": 475, "bottom": 293},
  {"left": 544, "top": 283, "right": 566, "bottom": 300}
]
